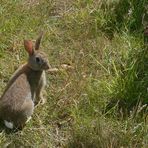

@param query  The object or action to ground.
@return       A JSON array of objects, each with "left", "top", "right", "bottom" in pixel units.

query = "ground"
[{"left": 0, "top": 0, "right": 147, "bottom": 147}]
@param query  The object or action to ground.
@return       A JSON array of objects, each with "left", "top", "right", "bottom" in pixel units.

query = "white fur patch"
[
  {"left": 42, "top": 71, "right": 47, "bottom": 86},
  {"left": 4, "top": 120, "right": 14, "bottom": 129}
]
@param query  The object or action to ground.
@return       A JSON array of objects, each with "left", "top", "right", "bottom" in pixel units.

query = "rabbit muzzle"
[{"left": 43, "top": 62, "right": 50, "bottom": 70}]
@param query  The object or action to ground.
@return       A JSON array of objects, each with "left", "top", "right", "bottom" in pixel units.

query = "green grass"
[{"left": 0, "top": 0, "right": 147, "bottom": 147}]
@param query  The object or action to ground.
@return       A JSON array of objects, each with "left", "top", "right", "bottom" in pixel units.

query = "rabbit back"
[{"left": 0, "top": 73, "right": 34, "bottom": 128}]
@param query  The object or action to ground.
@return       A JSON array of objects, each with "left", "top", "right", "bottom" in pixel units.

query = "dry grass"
[{"left": 0, "top": 0, "right": 147, "bottom": 147}]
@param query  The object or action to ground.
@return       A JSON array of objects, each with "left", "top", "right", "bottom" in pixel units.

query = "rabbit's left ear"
[
  {"left": 35, "top": 32, "right": 43, "bottom": 50},
  {"left": 24, "top": 40, "right": 34, "bottom": 55}
]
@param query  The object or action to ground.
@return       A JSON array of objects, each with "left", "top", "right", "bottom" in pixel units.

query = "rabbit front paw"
[{"left": 35, "top": 93, "right": 47, "bottom": 106}]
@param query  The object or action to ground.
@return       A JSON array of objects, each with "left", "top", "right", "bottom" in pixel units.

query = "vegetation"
[{"left": 0, "top": 0, "right": 147, "bottom": 147}]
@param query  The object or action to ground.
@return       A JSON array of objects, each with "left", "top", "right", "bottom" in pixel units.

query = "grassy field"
[{"left": 0, "top": 0, "right": 147, "bottom": 147}]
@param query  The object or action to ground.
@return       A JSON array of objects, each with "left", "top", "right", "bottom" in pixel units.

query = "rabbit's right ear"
[
  {"left": 35, "top": 32, "right": 43, "bottom": 50},
  {"left": 24, "top": 40, "right": 34, "bottom": 55}
]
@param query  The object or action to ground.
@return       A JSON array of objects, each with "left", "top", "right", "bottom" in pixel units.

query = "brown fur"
[
  {"left": 0, "top": 33, "right": 50, "bottom": 129},
  {"left": 0, "top": 74, "right": 34, "bottom": 128}
]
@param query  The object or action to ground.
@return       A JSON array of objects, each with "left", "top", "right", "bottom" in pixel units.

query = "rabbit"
[{"left": 0, "top": 33, "right": 50, "bottom": 129}]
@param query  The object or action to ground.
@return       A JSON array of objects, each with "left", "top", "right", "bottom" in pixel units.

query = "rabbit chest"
[{"left": 26, "top": 70, "right": 45, "bottom": 100}]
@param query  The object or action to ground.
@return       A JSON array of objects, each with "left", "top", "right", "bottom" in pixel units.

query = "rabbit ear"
[
  {"left": 24, "top": 40, "right": 34, "bottom": 55},
  {"left": 35, "top": 32, "right": 43, "bottom": 50}
]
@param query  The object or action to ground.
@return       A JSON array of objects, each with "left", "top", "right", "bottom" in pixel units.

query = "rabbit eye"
[{"left": 35, "top": 57, "right": 40, "bottom": 63}]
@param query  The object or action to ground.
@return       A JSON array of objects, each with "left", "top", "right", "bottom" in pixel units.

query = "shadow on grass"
[{"left": 99, "top": 0, "right": 146, "bottom": 39}]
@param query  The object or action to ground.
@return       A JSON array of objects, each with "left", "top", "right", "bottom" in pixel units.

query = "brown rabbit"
[{"left": 0, "top": 33, "right": 50, "bottom": 129}]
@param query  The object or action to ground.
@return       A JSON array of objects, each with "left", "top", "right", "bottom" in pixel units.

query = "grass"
[{"left": 0, "top": 0, "right": 147, "bottom": 147}]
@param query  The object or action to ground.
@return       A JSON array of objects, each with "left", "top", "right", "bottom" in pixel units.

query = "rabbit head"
[{"left": 24, "top": 33, "right": 50, "bottom": 71}]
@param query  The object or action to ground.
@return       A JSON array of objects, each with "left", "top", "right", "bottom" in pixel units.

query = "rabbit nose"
[
  {"left": 46, "top": 64, "right": 50, "bottom": 69},
  {"left": 44, "top": 63, "right": 50, "bottom": 70}
]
